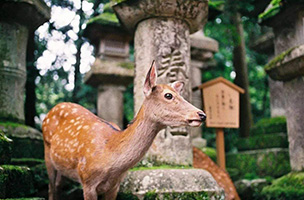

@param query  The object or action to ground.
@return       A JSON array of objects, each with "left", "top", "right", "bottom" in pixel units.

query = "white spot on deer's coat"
[
  {"left": 64, "top": 112, "right": 69, "bottom": 117},
  {"left": 83, "top": 125, "right": 89, "bottom": 130},
  {"left": 46, "top": 118, "right": 50, "bottom": 124},
  {"left": 76, "top": 125, "right": 82, "bottom": 130},
  {"left": 59, "top": 110, "right": 64, "bottom": 116},
  {"left": 70, "top": 119, "right": 75, "bottom": 123},
  {"left": 60, "top": 105, "right": 66, "bottom": 108},
  {"left": 71, "top": 108, "right": 78, "bottom": 114}
]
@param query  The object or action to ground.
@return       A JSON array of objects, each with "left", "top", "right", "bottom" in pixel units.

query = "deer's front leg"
[
  {"left": 103, "top": 186, "right": 119, "bottom": 200},
  {"left": 83, "top": 184, "right": 98, "bottom": 200}
]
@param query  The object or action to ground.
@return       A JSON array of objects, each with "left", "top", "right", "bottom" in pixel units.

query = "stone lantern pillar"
[
  {"left": 0, "top": 0, "right": 50, "bottom": 123},
  {"left": 261, "top": 2, "right": 304, "bottom": 171},
  {"left": 113, "top": 1, "right": 224, "bottom": 198},
  {"left": 84, "top": 6, "right": 133, "bottom": 129},
  {"left": 0, "top": 0, "right": 50, "bottom": 159},
  {"left": 190, "top": 30, "right": 218, "bottom": 148},
  {"left": 114, "top": 0, "right": 209, "bottom": 167},
  {"left": 250, "top": 31, "right": 286, "bottom": 117}
]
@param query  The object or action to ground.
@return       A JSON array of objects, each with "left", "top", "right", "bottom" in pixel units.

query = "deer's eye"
[{"left": 164, "top": 93, "right": 173, "bottom": 100}]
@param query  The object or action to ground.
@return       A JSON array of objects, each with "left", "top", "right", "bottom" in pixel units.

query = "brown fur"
[{"left": 193, "top": 147, "right": 240, "bottom": 200}]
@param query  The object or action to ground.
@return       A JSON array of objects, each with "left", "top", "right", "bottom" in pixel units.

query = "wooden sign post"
[{"left": 199, "top": 77, "right": 244, "bottom": 170}]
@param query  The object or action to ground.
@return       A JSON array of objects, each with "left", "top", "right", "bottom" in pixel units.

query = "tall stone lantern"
[
  {"left": 261, "top": 1, "right": 304, "bottom": 171},
  {"left": 0, "top": 0, "right": 50, "bottom": 158},
  {"left": 84, "top": 5, "right": 134, "bottom": 129},
  {"left": 113, "top": 0, "right": 224, "bottom": 198},
  {"left": 190, "top": 30, "right": 219, "bottom": 148},
  {"left": 114, "top": 0, "right": 209, "bottom": 167}
]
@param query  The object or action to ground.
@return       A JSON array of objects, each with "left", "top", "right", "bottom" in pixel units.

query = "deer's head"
[{"left": 143, "top": 61, "right": 206, "bottom": 127}]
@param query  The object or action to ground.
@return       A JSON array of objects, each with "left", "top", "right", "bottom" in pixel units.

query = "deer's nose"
[{"left": 197, "top": 111, "right": 206, "bottom": 121}]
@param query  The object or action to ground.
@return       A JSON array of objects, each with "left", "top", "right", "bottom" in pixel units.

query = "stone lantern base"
[{"left": 120, "top": 169, "right": 224, "bottom": 200}]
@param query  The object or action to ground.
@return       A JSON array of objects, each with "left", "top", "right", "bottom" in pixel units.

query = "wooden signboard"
[{"left": 199, "top": 77, "right": 244, "bottom": 170}]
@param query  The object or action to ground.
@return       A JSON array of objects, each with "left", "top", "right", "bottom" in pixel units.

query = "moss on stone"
[
  {"left": 258, "top": 0, "right": 282, "bottom": 21},
  {"left": 120, "top": 62, "right": 134, "bottom": 70},
  {"left": 250, "top": 116, "right": 287, "bottom": 136},
  {"left": 10, "top": 136, "right": 44, "bottom": 159},
  {"left": 264, "top": 46, "right": 297, "bottom": 71},
  {"left": 226, "top": 168, "right": 240, "bottom": 181},
  {"left": 130, "top": 165, "right": 192, "bottom": 171},
  {"left": 0, "top": 122, "right": 29, "bottom": 131},
  {"left": 30, "top": 163, "right": 49, "bottom": 192},
  {"left": 117, "top": 192, "right": 139, "bottom": 200},
  {"left": 259, "top": 172, "right": 304, "bottom": 200},
  {"left": 11, "top": 158, "right": 44, "bottom": 167},
  {"left": 87, "top": 3, "right": 119, "bottom": 27},
  {"left": 226, "top": 148, "right": 291, "bottom": 180},
  {"left": 237, "top": 133, "right": 288, "bottom": 151},
  {"left": 143, "top": 191, "right": 210, "bottom": 200},
  {"left": 0, "top": 165, "right": 35, "bottom": 198},
  {"left": 0, "top": 131, "right": 12, "bottom": 164}
]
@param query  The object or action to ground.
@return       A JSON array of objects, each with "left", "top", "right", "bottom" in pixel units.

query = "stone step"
[
  {"left": 226, "top": 148, "right": 291, "bottom": 180},
  {"left": 237, "top": 133, "right": 288, "bottom": 151},
  {"left": 0, "top": 122, "right": 44, "bottom": 159},
  {"left": 0, "top": 132, "right": 12, "bottom": 164},
  {"left": 120, "top": 168, "right": 225, "bottom": 199},
  {"left": 0, "top": 165, "right": 35, "bottom": 199}
]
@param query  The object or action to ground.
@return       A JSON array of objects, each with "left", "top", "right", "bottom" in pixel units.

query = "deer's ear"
[
  {"left": 144, "top": 60, "right": 158, "bottom": 96},
  {"left": 171, "top": 81, "right": 184, "bottom": 94}
]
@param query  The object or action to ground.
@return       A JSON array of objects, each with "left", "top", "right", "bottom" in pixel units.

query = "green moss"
[
  {"left": 10, "top": 137, "right": 44, "bottom": 159},
  {"left": 0, "top": 121, "right": 29, "bottom": 131},
  {"left": 259, "top": 172, "right": 304, "bottom": 200},
  {"left": 11, "top": 158, "right": 44, "bottom": 167},
  {"left": 258, "top": 0, "right": 282, "bottom": 20},
  {"left": 0, "top": 165, "right": 35, "bottom": 198},
  {"left": 237, "top": 133, "right": 288, "bottom": 151},
  {"left": 0, "top": 131, "right": 12, "bottom": 164},
  {"left": 209, "top": 0, "right": 225, "bottom": 11},
  {"left": 264, "top": 47, "right": 297, "bottom": 71},
  {"left": 226, "top": 168, "right": 240, "bottom": 181},
  {"left": 226, "top": 149, "right": 291, "bottom": 180},
  {"left": 117, "top": 192, "right": 139, "bottom": 200},
  {"left": 200, "top": 147, "right": 216, "bottom": 162},
  {"left": 0, "top": 198, "right": 44, "bottom": 200},
  {"left": 143, "top": 191, "right": 210, "bottom": 200},
  {"left": 87, "top": 3, "right": 119, "bottom": 27},
  {"left": 250, "top": 116, "right": 287, "bottom": 136},
  {"left": 120, "top": 62, "right": 134, "bottom": 70},
  {"left": 30, "top": 163, "right": 49, "bottom": 192},
  {"left": 130, "top": 165, "right": 192, "bottom": 171}
]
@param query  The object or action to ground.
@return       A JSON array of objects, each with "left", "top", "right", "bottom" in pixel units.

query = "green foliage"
[
  {"left": 200, "top": 147, "right": 217, "bottom": 162},
  {"left": 117, "top": 192, "right": 139, "bottom": 200},
  {"left": 124, "top": 84, "right": 134, "bottom": 125},
  {"left": 30, "top": 163, "right": 49, "bottom": 192},
  {"left": 250, "top": 116, "right": 287, "bottom": 136},
  {"left": 237, "top": 133, "right": 288, "bottom": 151},
  {"left": 0, "top": 131, "right": 12, "bottom": 164},
  {"left": 87, "top": 12, "right": 119, "bottom": 26},
  {"left": 226, "top": 168, "right": 240, "bottom": 181},
  {"left": 259, "top": 172, "right": 304, "bottom": 200},
  {"left": 226, "top": 149, "right": 291, "bottom": 180},
  {"left": 0, "top": 165, "right": 35, "bottom": 198}
]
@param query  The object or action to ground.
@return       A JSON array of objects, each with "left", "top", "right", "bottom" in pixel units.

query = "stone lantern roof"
[
  {"left": 258, "top": 0, "right": 304, "bottom": 24},
  {"left": 190, "top": 30, "right": 219, "bottom": 62},
  {"left": 0, "top": 0, "right": 50, "bottom": 30}
]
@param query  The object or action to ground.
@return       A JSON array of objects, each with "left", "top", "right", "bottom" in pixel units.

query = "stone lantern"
[
  {"left": 0, "top": 0, "right": 50, "bottom": 158},
  {"left": 84, "top": 4, "right": 134, "bottom": 129},
  {"left": 190, "top": 30, "right": 219, "bottom": 148},
  {"left": 113, "top": 0, "right": 224, "bottom": 198},
  {"left": 250, "top": 30, "right": 286, "bottom": 117},
  {"left": 260, "top": 1, "right": 304, "bottom": 171}
]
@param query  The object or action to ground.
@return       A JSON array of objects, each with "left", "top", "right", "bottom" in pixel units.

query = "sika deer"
[{"left": 42, "top": 61, "right": 206, "bottom": 200}]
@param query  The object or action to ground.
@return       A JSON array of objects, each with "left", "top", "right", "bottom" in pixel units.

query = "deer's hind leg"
[{"left": 45, "top": 144, "right": 59, "bottom": 200}]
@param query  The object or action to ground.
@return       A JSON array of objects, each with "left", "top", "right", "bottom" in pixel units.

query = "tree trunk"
[
  {"left": 25, "top": 31, "right": 38, "bottom": 128},
  {"left": 232, "top": 12, "right": 253, "bottom": 138}
]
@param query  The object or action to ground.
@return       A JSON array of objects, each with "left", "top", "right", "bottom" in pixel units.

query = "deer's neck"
[{"left": 110, "top": 105, "right": 162, "bottom": 171}]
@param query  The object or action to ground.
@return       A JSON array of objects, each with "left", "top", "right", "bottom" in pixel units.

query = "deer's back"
[{"left": 42, "top": 102, "right": 120, "bottom": 181}]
